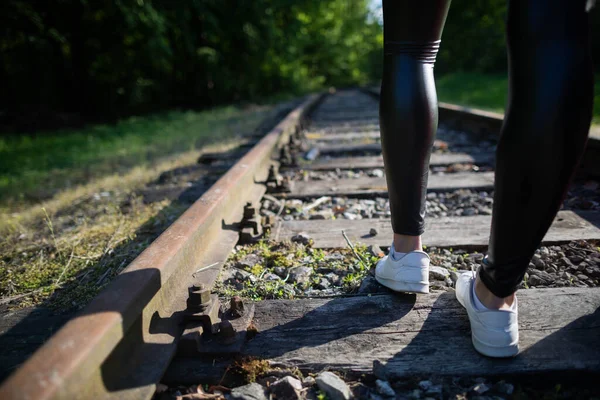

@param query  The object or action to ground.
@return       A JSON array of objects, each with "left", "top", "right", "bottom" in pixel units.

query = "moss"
[
  {"left": 267, "top": 252, "right": 294, "bottom": 269},
  {"left": 224, "top": 357, "right": 271, "bottom": 386},
  {"left": 250, "top": 264, "right": 265, "bottom": 277}
]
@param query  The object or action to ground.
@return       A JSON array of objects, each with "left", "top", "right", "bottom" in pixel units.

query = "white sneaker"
[
  {"left": 375, "top": 250, "right": 430, "bottom": 294},
  {"left": 455, "top": 271, "right": 519, "bottom": 358}
]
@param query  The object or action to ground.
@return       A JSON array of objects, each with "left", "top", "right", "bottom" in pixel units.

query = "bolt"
[
  {"left": 189, "top": 287, "right": 211, "bottom": 306},
  {"left": 230, "top": 296, "right": 245, "bottom": 318},
  {"left": 279, "top": 176, "right": 293, "bottom": 193},
  {"left": 267, "top": 165, "right": 279, "bottom": 183},
  {"left": 243, "top": 203, "right": 256, "bottom": 220},
  {"left": 280, "top": 146, "right": 292, "bottom": 165},
  {"left": 219, "top": 320, "right": 237, "bottom": 339}
]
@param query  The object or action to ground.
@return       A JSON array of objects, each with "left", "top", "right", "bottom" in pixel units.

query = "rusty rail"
[{"left": 0, "top": 94, "right": 323, "bottom": 400}]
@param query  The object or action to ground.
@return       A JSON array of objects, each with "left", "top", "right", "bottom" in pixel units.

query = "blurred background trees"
[
  {"left": 1, "top": 0, "right": 598, "bottom": 131},
  {"left": 0, "top": 0, "right": 382, "bottom": 128}
]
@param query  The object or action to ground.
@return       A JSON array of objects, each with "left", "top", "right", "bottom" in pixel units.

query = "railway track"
[{"left": 1, "top": 90, "right": 600, "bottom": 399}]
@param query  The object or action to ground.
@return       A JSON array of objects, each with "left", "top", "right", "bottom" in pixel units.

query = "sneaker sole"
[
  {"left": 471, "top": 334, "right": 519, "bottom": 358},
  {"left": 375, "top": 275, "right": 429, "bottom": 294}
]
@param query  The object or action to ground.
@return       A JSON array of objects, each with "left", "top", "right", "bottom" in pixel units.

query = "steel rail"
[{"left": 0, "top": 94, "right": 323, "bottom": 400}]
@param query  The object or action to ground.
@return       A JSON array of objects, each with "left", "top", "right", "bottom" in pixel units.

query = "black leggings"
[{"left": 380, "top": 0, "right": 594, "bottom": 297}]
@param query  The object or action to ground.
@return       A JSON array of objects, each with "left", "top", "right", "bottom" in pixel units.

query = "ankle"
[
  {"left": 393, "top": 234, "right": 422, "bottom": 253},
  {"left": 474, "top": 276, "right": 515, "bottom": 311}
]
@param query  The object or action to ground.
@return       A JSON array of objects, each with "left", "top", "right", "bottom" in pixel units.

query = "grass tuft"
[{"left": 0, "top": 102, "right": 279, "bottom": 310}]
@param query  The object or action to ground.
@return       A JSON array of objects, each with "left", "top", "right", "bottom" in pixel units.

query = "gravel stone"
[
  {"left": 449, "top": 270, "right": 459, "bottom": 284},
  {"left": 269, "top": 376, "right": 303, "bottom": 400},
  {"left": 302, "top": 376, "right": 316, "bottom": 387},
  {"left": 429, "top": 266, "right": 450, "bottom": 280},
  {"left": 283, "top": 284, "right": 295, "bottom": 296},
  {"left": 230, "top": 383, "right": 268, "bottom": 400},
  {"left": 317, "top": 278, "right": 331, "bottom": 290},
  {"left": 532, "top": 255, "right": 546, "bottom": 269},
  {"left": 471, "top": 383, "right": 490, "bottom": 395},
  {"left": 236, "top": 254, "right": 263, "bottom": 269},
  {"left": 316, "top": 371, "right": 353, "bottom": 400},
  {"left": 273, "top": 266, "right": 287, "bottom": 278},
  {"left": 234, "top": 269, "right": 252, "bottom": 281},
  {"left": 289, "top": 266, "right": 313, "bottom": 284},
  {"left": 375, "top": 380, "right": 395, "bottom": 397},
  {"left": 263, "top": 273, "right": 281, "bottom": 281},
  {"left": 358, "top": 276, "right": 389, "bottom": 294},
  {"left": 291, "top": 232, "right": 312, "bottom": 245},
  {"left": 528, "top": 269, "right": 554, "bottom": 286},
  {"left": 368, "top": 244, "right": 384, "bottom": 257},
  {"left": 467, "top": 253, "right": 484, "bottom": 263},
  {"left": 326, "top": 272, "right": 341, "bottom": 286},
  {"left": 493, "top": 381, "right": 514, "bottom": 395}
]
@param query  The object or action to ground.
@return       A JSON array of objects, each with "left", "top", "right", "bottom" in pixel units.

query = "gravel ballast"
[
  {"left": 215, "top": 239, "right": 599, "bottom": 301},
  {"left": 156, "top": 366, "right": 600, "bottom": 400},
  {"left": 261, "top": 180, "right": 598, "bottom": 222}
]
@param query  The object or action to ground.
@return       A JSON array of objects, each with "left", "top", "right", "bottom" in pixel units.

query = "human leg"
[
  {"left": 380, "top": 0, "right": 451, "bottom": 250},
  {"left": 480, "top": 0, "right": 594, "bottom": 302},
  {"left": 376, "top": 0, "right": 451, "bottom": 293},
  {"left": 456, "top": 0, "right": 594, "bottom": 357}
]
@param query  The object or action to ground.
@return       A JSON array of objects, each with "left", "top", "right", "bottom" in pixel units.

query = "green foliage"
[
  {"left": 439, "top": 2, "right": 600, "bottom": 75},
  {"left": 437, "top": 0, "right": 508, "bottom": 74},
  {"left": 0, "top": 0, "right": 382, "bottom": 121}
]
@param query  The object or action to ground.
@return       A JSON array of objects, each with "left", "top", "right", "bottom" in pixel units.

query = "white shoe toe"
[{"left": 375, "top": 251, "right": 430, "bottom": 294}]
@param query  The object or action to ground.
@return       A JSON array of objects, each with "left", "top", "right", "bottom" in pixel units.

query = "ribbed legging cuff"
[
  {"left": 384, "top": 40, "right": 441, "bottom": 64},
  {"left": 477, "top": 258, "right": 526, "bottom": 298}
]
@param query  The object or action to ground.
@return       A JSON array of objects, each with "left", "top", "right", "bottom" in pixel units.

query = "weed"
[
  {"left": 250, "top": 264, "right": 265, "bottom": 276},
  {"left": 216, "top": 239, "right": 380, "bottom": 300}
]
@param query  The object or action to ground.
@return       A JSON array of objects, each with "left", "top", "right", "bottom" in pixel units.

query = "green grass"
[
  {"left": 0, "top": 105, "right": 274, "bottom": 207},
  {"left": 0, "top": 100, "right": 282, "bottom": 310},
  {"left": 436, "top": 72, "right": 600, "bottom": 124}
]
